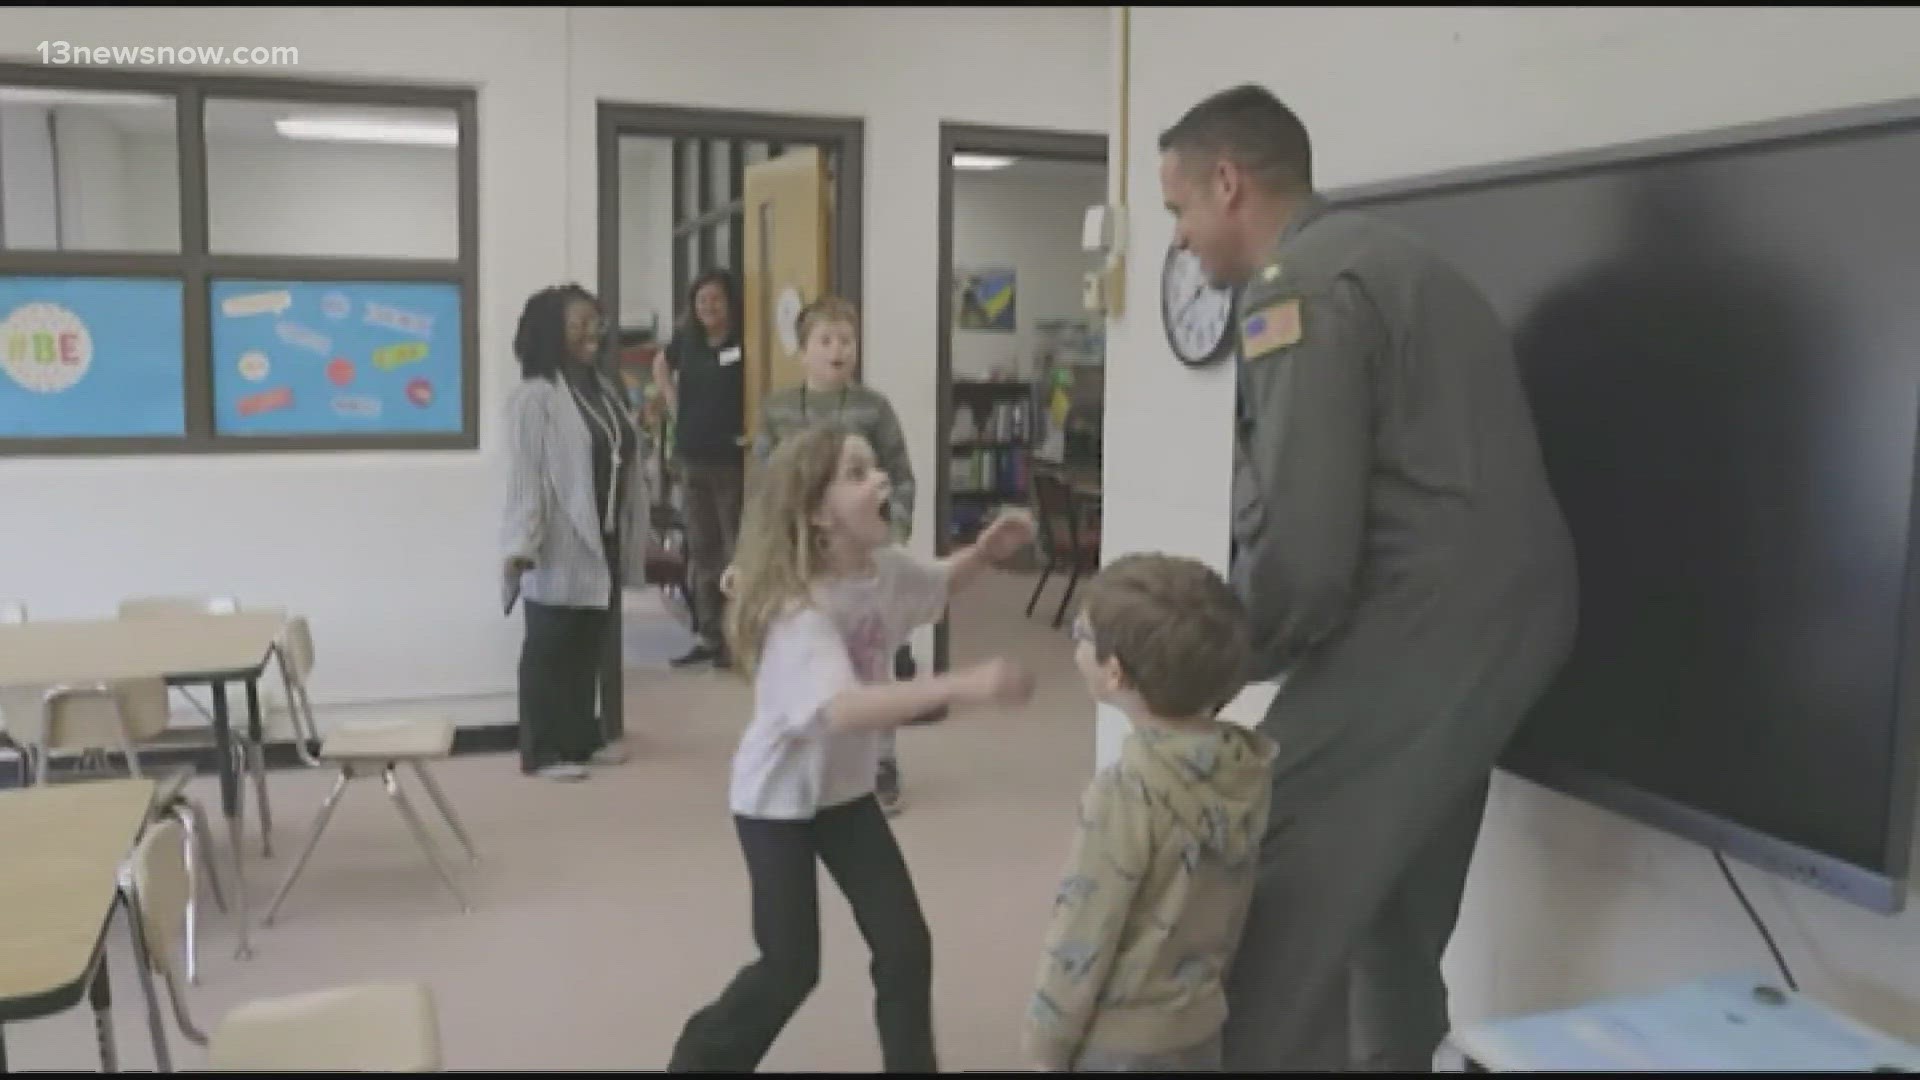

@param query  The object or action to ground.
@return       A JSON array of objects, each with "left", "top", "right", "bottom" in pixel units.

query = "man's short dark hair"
[{"left": 1157, "top": 83, "right": 1313, "bottom": 196}]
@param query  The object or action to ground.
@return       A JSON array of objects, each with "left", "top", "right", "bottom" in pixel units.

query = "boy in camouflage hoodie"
[
  {"left": 1026, "top": 553, "right": 1277, "bottom": 1072},
  {"left": 749, "top": 296, "right": 925, "bottom": 815}
]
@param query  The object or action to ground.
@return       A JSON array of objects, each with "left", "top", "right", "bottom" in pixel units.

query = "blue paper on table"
[{"left": 1460, "top": 973, "right": 1920, "bottom": 1072}]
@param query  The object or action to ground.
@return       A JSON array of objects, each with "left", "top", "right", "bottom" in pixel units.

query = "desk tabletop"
[
  {"left": 0, "top": 610, "right": 286, "bottom": 690},
  {"left": 0, "top": 779, "right": 155, "bottom": 1018},
  {"left": 1451, "top": 973, "right": 1920, "bottom": 1071}
]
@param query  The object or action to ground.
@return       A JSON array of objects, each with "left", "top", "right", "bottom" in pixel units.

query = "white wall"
[
  {"left": 616, "top": 136, "right": 675, "bottom": 335},
  {"left": 96, "top": 137, "right": 456, "bottom": 258},
  {"left": 53, "top": 111, "right": 134, "bottom": 249},
  {"left": 950, "top": 164, "right": 1105, "bottom": 381},
  {"left": 204, "top": 141, "right": 458, "bottom": 259},
  {"left": 0, "top": 105, "right": 58, "bottom": 248},
  {"left": 1105, "top": 3, "right": 1920, "bottom": 1044},
  {"left": 0, "top": 104, "right": 173, "bottom": 250},
  {"left": 0, "top": 6, "right": 1107, "bottom": 720}
]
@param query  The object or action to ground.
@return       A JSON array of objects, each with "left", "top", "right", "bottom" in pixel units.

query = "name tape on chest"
[{"left": 1241, "top": 298, "right": 1303, "bottom": 360}]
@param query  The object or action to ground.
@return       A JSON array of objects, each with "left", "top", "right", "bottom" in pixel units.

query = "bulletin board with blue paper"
[
  {"left": 210, "top": 279, "right": 463, "bottom": 437},
  {"left": 0, "top": 276, "right": 187, "bottom": 439}
]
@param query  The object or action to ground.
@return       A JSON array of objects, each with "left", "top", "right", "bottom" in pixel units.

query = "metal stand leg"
[
  {"left": 121, "top": 888, "right": 174, "bottom": 1073},
  {"left": 223, "top": 808, "right": 252, "bottom": 960},
  {"left": 246, "top": 680, "right": 271, "bottom": 859},
  {"left": 249, "top": 741, "right": 273, "bottom": 860},
  {"left": 1053, "top": 563, "right": 1081, "bottom": 628},
  {"left": 187, "top": 805, "right": 228, "bottom": 914},
  {"left": 384, "top": 765, "right": 471, "bottom": 914},
  {"left": 409, "top": 762, "right": 478, "bottom": 863},
  {"left": 180, "top": 814, "right": 202, "bottom": 989},
  {"left": 1026, "top": 560, "right": 1055, "bottom": 618},
  {"left": 210, "top": 682, "right": 254, "bottom": 961},
  {"left": 263, "top": 769, "right": 350, "bottom": 927},
  {"left": 87, "top": 950, "right": 117, "bottom": 1072}
]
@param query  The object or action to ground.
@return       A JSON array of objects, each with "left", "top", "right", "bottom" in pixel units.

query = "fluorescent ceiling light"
[
  {"left": 275, "top": 115, "right": 457, "bottom": 147},
  {"left": 953, "top": 153, "right": 1014, "bottom": 171},
  {"left": 0, "top": 87, "right": 172, "bottom": 109}
]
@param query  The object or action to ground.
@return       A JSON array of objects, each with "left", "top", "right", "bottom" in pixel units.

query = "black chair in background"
[{"left": 1027, "top": 466, "right": 1101, "bottom": 629}]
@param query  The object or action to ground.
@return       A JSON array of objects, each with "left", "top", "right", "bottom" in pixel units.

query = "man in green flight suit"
[{"left": 1156, "top": 84, "right": 1580, "bottom": 1071}]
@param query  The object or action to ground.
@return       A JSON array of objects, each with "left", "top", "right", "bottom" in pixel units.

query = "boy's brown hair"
[
  {"left": 796, "top": 295, "right": 859, "bottom": 349},
  {"left": 1082, "top": 553, "right": 1251, "bottom": 720}
]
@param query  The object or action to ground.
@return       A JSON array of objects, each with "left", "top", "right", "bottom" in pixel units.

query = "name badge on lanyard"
[{"left": 719, "top": 346, "right": 742, "bottom": 366}]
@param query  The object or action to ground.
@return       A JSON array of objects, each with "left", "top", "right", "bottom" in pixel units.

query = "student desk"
[
  {"left": 0, "top": 610, "right": 288, "bottom": 961},
  {"left": 0, "top": 779, "right": 156, "bottom": 1073}
]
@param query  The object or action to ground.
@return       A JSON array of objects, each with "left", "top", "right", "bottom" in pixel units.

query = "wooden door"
[{"left": 741, "top": 145, "right": 832, "bottom": 442}]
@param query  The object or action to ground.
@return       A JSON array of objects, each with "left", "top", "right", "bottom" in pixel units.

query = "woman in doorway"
[
  {"left": 503, "top": 284, "right": 650, "bottom": 781},
  {"left": 653, "top": 270, "right": 746, "bottom": 669}
]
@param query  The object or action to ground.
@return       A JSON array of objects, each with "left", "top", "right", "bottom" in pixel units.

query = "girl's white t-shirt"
[{"left": 728, "top": 546, "right": 951, "bottom": 820}]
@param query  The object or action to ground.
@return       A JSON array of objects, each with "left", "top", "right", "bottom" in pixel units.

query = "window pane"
[
  {"left": 204, "top": 99, "right": 458, "bottom": 259},
  {"left": 678, "top": 139, "right": 700, "bottom": 221},
  {"left": 708, "top": 139, "right": 732, "bottom": 210},
  {"left": 0, "top": 86, "right": 181, "bottom": 252},
  {"left": 713, "top": 218, "right": 732, "bottom": 270},
  {"left": 616, "top": 135, "right": 675, "bottom": 333},
  {"left": 0, "top": 275, "right": 186, "bottom": 437},
  {"left": 743, "top": 141, "right": 771, "bottom": 168},
  {"left": 210, "top": 279, "right": 462, "bottom": 436}
]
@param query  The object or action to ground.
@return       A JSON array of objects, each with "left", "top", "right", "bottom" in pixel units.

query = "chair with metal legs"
[
  {"left": 1026, "top": 467, "right": 1102, "bottom": 628},
  {"left": 263, "top": 617, "right": 479, "bottom": 925},
  {"left": 0, "top": 600, "right": 29, "bottom": 777},
  {"left": 28, "top": 678, "right": 230, "bottom": 986},
  {"left": 118, "top": 596, "right": 277, "bottom": 860},
  {"left": 119, "top": 817, "right": 445, "bottom": 1072}
]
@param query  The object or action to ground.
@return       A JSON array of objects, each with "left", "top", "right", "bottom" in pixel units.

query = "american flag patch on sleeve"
[{"left": 1242, "top": 298, "right": 1302, "bottom": 359}]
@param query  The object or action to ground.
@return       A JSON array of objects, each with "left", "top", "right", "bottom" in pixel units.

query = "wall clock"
[{"left": 1160, "top": 243, "right": 1236, "bottom": 367}]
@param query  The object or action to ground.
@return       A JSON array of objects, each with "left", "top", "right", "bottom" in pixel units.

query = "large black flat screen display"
[{"left": 1341, "top": 112, "right": 1920, "bottom": 913}]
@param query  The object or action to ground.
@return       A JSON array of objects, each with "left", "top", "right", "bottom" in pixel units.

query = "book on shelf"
[
  {"left": 951, "top": 396, "right": 1032, "bottom": 446},
  {"left": 949, "top": 447, "right": 1029, "bottom": 498}
]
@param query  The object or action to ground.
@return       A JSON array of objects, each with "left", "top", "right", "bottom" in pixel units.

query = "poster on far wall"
[
  {"left": 954, "top": 267, "right": 1017, "bottom": 332},
  {"left": 0, "top": 275, "right": 186, "bottom": 439},
  {"left": 209, "top": 279, "right": 463, "bottom": 437}
]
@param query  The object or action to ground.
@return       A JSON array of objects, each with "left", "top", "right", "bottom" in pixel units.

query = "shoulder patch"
[{"left": 1241, "top": 298, "right": 1302, "bottom": 359}]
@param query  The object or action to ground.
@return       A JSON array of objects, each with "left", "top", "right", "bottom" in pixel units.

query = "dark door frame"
[
  {"left": 596, "top": 102, "right": 865, "bottom": 348},
  {"left": 934, "top": 122, "right": 1108, "bottom": 673}
]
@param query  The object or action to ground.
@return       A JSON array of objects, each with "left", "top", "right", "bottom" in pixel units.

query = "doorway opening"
[
  {"left": 934, "top": 124, "right": 1108, "bottom": 677},
  {"left": 596, "top": 104, "right": 864, "bottom": 666}
]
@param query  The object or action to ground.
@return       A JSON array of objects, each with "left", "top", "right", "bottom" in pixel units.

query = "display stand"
[{"left": 1438, "top": 973, "right": 1920, "bottom": 1072}]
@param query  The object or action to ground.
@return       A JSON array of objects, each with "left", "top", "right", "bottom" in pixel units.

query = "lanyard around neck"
[{"left": 566, "top": 372, "right": 626, "bottom": 535}]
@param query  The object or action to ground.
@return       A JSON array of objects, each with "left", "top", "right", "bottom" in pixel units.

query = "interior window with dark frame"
[{"left": 0, "top": 67, "right": 478, "bottom": 454}]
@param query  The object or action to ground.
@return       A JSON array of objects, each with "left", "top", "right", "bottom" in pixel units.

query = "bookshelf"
[{"left": 947, "top": 379, "right": 1034, "bottom": 544}]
